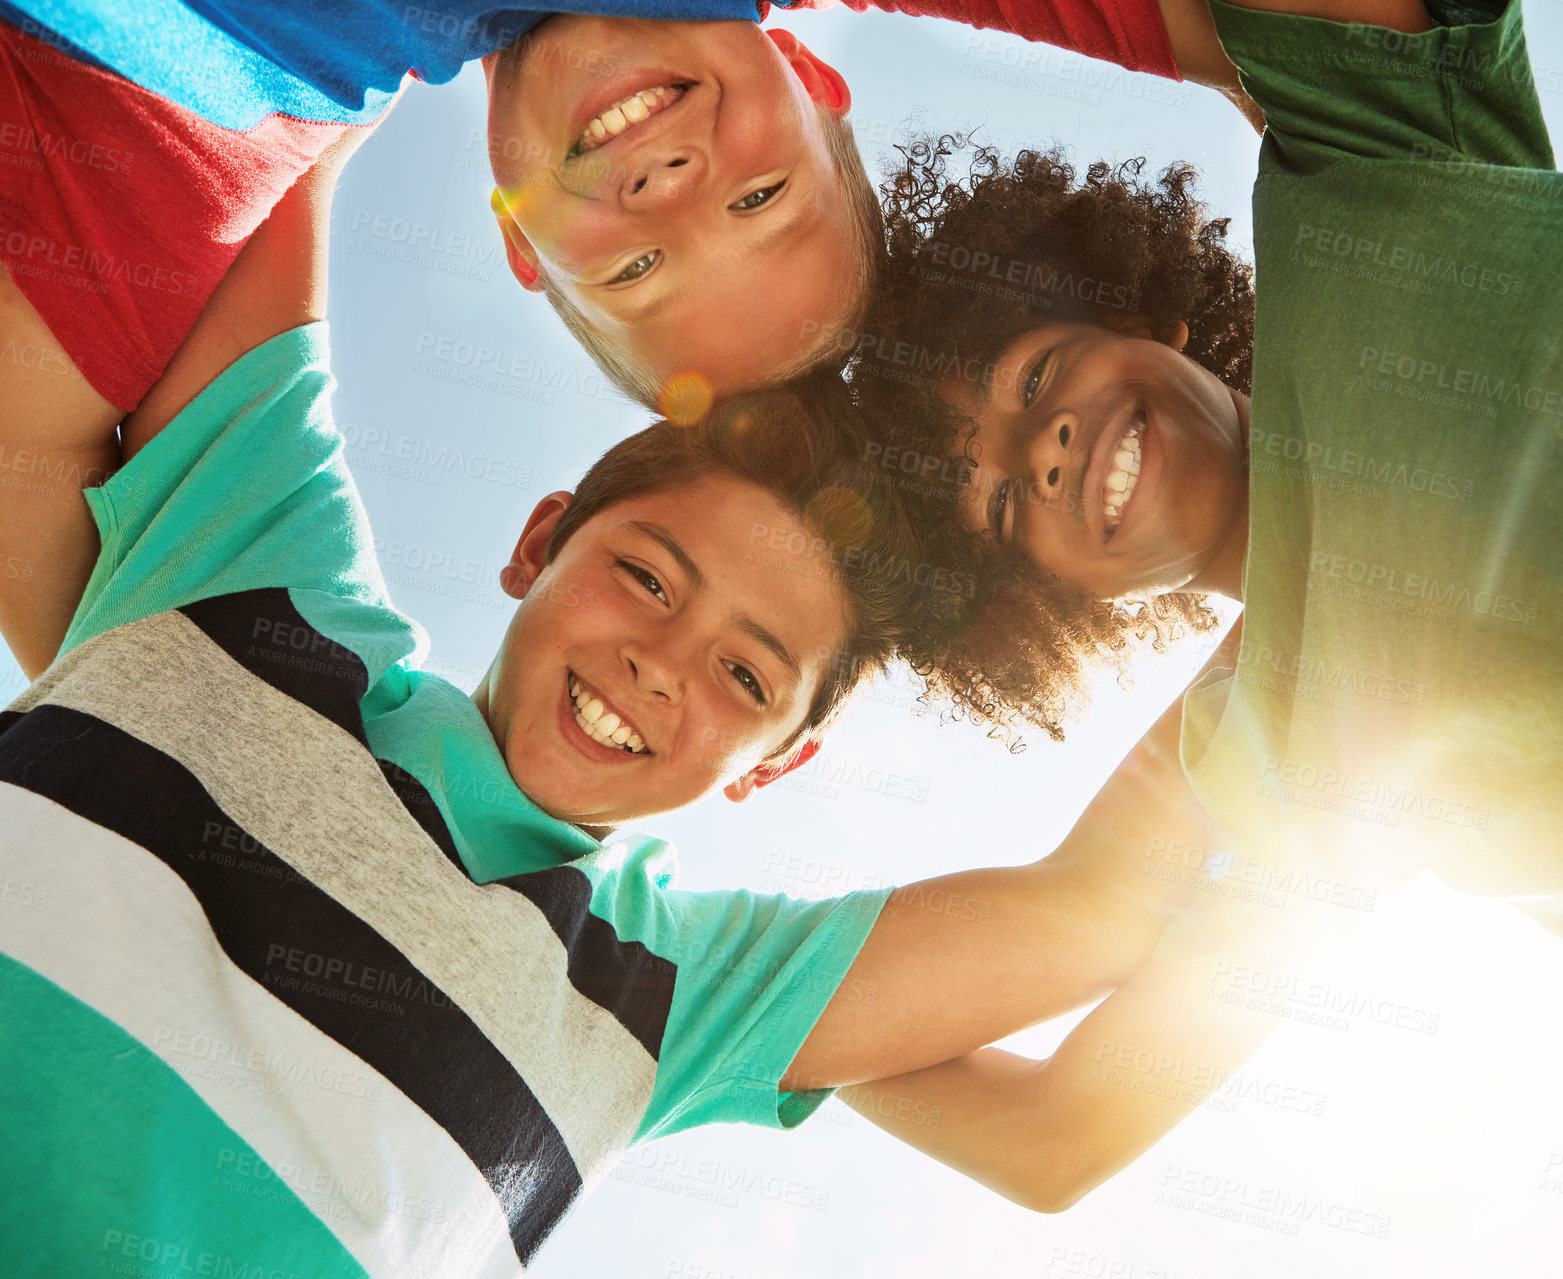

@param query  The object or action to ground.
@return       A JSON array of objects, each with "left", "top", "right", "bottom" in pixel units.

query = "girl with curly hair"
[
  {"left": 854, "top": 135, "right": 1251, "bottom": 739},
  {"left": 842, "top": 0, "right": 1563, "bottom": 1208}
]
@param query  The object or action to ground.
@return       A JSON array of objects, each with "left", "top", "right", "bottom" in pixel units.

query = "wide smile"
[
  {"left": 1101, "top": 409, "right": 1146, "bottom": 539},
  {"left": 571, "top": 82, "right": 690, "bottom": 157},
  {"left": 566, "top": 76, "right": 696, "bottom": 162},
  {"left": 565, "top": 671, "right": 649, "bottom": 756},
  {"left": 1083, "top": 401, "right": 1154, "bottom": 546}
]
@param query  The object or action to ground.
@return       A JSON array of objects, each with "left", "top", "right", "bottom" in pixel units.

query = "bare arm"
[
  {"left": 837, "top": 927, "right": 1287, "bottom": 1213},
  {"left": 1157, "top": 0, "right": 1434, "bottom": 134},
  {"left": 784, "top": 681, "right": 1221, "bottom": 1091},
  {"left": 0, "top": 127, "right": 370, "bottom": 679},
  {"left": 0, "top": 272, "right": 122, "bottom": 678},
  {"left": 121, "top": 127, "right": 370, "bottom": 457},
  {"left": 1157, "top": 0, "right": 1264, "bottom": 131}
]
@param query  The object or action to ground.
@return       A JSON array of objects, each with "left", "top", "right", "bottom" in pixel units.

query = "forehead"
[{"left": 579, "top": 474, "right": 852, "bottom": 659}]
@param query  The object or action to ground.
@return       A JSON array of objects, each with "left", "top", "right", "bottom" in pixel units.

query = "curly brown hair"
[{"left": 849, "top": 134, "right": 1254, "bottom": 742}]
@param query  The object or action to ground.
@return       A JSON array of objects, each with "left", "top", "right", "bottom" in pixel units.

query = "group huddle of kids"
[{"left": 1, "top": 0, "right": 1559, "bottom": 1273}]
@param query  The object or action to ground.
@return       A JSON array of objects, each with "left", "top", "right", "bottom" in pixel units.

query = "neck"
[
  {"left": 469, "top": 668, "right": 614, "bottom": 843},
  {"left": 1186, "top": 387, "right": 1250, "bottom": 603}
]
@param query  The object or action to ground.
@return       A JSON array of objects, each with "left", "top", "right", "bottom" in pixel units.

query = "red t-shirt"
[
  {"left": 817, "top": 0, "right": 1177, "bottom": 78},
  {"left": 0, "top": 0, "right": 1176, "bottom": 410},
  {"left": 0, "top": 21, "right": 353, "bottom": 410}
]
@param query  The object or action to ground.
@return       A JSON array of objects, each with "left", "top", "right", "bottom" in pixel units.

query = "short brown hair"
[
  {"left": 546, "top": 375, "right": 927, "bottom": 756},
  {"left": 543, "top": 108, "right": 886, "bottom": 408}
]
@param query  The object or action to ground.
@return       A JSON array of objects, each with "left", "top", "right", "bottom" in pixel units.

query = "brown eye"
[{"left": 1058, "top": 424, "right": 1070, "bottom": 447}]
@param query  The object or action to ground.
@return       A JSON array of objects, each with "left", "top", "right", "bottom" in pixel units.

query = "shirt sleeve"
[
  {"left": 0, "top": 16, "right": 347, "bottom": 409},
  {"left": 640, "top": 882, "right": 891, "bottom": 1139},
  {"left": 794, "top": 0, "right": 1177, "bottom": 78},
  {"left": 61, "top": 323, "right": 399, "bottom": 656},
  {"left": 1208, "top": 0, "right": 1553, "bottom": 177},
  {"left": 573, "top": 835, "right": 890, "bottom": 1142}
]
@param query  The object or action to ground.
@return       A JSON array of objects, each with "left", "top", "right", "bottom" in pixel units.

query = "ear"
[
  {"left": 764, "top": 29, "right": 851, "bottom": 114},
  {"left": 499, "top": 491, "right": 573, "bottom": 599},
  {"left": 722, "top": 737, "right": 822, "bottom": 804},
  {"left": 490, "top": 187, "right": 545, "bottom": 293},
  {"left": 1100, "top": 309, "right": 1190, "bottom": 352}
]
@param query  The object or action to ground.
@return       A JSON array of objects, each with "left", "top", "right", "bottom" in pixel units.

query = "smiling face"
[
  {"left": 485, "top": 20, "right": 861, "bottom": 398},
  {"left": 478, "top": 475, "right": 850, "bottom": 828},
  {"left": 953, "top": 320, "right": 1251, "bottom": 600}
]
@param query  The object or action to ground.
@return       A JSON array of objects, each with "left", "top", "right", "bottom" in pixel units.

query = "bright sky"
[{"left": 9, "top": 3, "right": 1563, "bottom": 1275}]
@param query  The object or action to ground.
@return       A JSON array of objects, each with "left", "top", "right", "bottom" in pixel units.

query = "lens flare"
[{"left": 659, "top": 372, "right": 714, "bottom": 426}]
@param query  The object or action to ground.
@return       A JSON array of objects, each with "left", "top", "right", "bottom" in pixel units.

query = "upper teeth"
[
  {"left": 569, "top": 677, "right": 647, "bottom": 753},
  {"left": 574, "top": 85, "right": 682, "bottom": 156},
  {"left": 1103, "top": 413, "right": 1145, "bottom": 535}
]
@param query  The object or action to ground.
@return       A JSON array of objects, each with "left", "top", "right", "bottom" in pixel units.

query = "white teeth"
[
  {"left": 567, "top": 674, "right": 648, "bottom": 754},
  {"left": 1102, "top": 417, "right": 1145, "bottom": 534},
  {"left": 574, "top": 84, "right": 682, "bottom": 156}
]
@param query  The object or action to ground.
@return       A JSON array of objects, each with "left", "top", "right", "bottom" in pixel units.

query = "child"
[
  {"left": 0, "top": 0, "right": 1253, "bottom": 675},
  {"left": 0, "top": 0, "right": 1241, "bottom": 422},
  {"left": 840, "top": 0, "right": 1563, "bottom": 1189},
  {"left": 0, "top": 136, "right": 1218, "bottom": 1274}
]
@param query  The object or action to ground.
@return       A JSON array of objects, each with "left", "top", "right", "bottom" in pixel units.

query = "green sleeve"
[
  {"left": 1209, "top": 0, "right": 1554, "bottom": 176},
  {"left": 569, "top": 834, "right": 890, "bottom": 1143},
  {"left": 635, "top": 880, "right": 890, "bottom": 1140},
  {"left": 61, "top": 324, "right": 397, "bottom": 656}
]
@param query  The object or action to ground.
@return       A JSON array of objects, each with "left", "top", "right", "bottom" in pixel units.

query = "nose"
[
  {"left": 621, "top": 149, "right": 706, "bottom": 209},
  {"left": 1025, "top": 413, "right": 1079, "bottom": 513},
  {"left": 622, "top": 639, "right": 684, "bottom": 704}
]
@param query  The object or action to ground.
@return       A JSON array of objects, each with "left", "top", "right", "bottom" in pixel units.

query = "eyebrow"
[
  {"left": 626, "top": 521, "right": 704, "bottom": 589},
  {"left": 625, "top": 520, "right": 802, "bottom": 689},
  {"left": 735, "top": 616, "right": 802, "bottom": 690}
]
